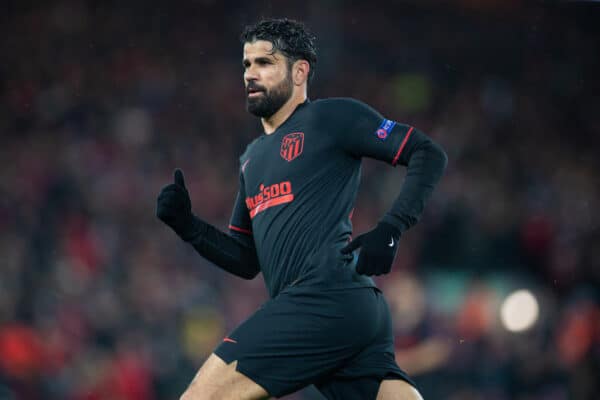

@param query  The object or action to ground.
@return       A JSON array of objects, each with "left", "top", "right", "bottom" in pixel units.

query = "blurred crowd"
[{"left": 1, "top": 1, "right": 598, "bottom": 399}]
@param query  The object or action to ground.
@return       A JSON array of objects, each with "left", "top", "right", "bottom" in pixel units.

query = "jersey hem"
[
  {"left": 229, "top": 224, "right": 252, "bottom": 235},
  {"left": 276, "top": 281, "right": 378, "bottom": 298}
]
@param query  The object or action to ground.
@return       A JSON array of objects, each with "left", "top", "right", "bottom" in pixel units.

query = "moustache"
[{"left": 246, "top": 82, "right": 266, "bottom": 94}]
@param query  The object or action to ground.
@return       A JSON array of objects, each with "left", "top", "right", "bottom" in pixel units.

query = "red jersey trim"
[
  {"left": 229, "top": 224, "right": 252, "bottom": 235},
  {"left": 249, "top": 194, "right": 294, "bottom": 219},
  {"left": 392, "top": 126, "right": 414, "bottom": 166}
]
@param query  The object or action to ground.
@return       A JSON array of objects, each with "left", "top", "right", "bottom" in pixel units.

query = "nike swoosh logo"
[
  {"left": 223, "top": 337, "right": 237, "bottom": 344},
  {"left": 388, "top": 238, "right": 394, "bottom": 247}
]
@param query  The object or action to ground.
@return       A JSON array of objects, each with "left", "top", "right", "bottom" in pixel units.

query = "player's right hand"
[{"left": 156, "top": 168, "right": 199, "bottom": 241}]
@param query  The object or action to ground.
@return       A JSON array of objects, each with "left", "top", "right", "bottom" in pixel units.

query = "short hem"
[
  {"left": 213, "top": 350, "right": 282, "bottom": 398},
  {"left": 234, "top": 363, "right": 285, "bottom": 398},
  {"left": 382, "top": 371, "right": 418, "bottom": 390},
  {"left": 213, "top": 347, "right": 234, "bottom": 366}
]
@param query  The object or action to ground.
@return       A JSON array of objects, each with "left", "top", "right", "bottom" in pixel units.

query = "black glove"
[
  {"left": 156, "top": 169, "right": 202, "bottom": 241},
  {"left": 340, "top": 222, "right": 401, "bottom": 276}
]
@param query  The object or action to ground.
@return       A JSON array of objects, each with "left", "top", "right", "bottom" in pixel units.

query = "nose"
[{"left": 244, "top": 65, "right": 258, "bottom": 85}]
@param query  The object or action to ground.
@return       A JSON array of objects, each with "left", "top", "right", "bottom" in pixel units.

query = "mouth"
[
  {"left": 247, "top": 90, "right": 264, "bottom": 98},
  {"left": 246, "top": 85, "right": 265, "bottom": 98}
]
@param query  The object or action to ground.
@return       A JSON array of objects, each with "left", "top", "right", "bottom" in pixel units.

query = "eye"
[{"left": 256, "top": 57, "right": 274, "bottom": 66}]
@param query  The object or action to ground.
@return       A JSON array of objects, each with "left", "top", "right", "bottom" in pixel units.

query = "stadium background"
[{"left": 1, "top": 1, "right": 598, "bottom": 399}]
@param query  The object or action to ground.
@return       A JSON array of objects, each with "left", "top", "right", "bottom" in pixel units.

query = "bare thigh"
[
  {"left": 180, "top": 353, "right": 270, "bottom": 400},
  {"left": 376, "top": 379, "right": 424, "bottom": 400}
]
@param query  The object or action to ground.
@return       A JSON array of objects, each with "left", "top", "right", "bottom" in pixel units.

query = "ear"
[{"left": 292, "top": 60, "right": 310, "bottom": 86}]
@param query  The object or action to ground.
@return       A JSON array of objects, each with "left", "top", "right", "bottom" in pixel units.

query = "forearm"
[
  {"left": 381, "top": 133, "right": 448, "bottom": 233},
  {"left": 186, "top": 216, "right": 261, "bottom": 279}
]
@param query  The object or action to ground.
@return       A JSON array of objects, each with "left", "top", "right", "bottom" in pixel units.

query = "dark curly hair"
[{"left": 241, "top": 18, "right": 317, "bottom": 83}]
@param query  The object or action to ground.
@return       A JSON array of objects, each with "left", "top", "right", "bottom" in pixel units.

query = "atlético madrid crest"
[{"left": 280, "top": 132, "right": 304, "bottom": 162}]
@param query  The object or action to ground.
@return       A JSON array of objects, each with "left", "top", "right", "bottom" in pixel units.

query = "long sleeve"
[
  {"left": 329, "top": 98, "right": 447, "bottom": 233},
  {"left": 380, "top": 129, "right": 448, "bottom": 233},
  {"left": 187, "top": 217, "right": 260, "bottom": 279},
  {"left": 186, "top": 172, "right": 260, "bottom": 279}
]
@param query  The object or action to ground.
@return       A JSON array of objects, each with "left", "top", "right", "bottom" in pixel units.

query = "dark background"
[{"left": 1, "top": 1, "right": 599, "bottom": 399}]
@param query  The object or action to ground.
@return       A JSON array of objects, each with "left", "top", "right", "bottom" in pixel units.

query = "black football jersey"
[{"left": 229, "top": 98, "right": 417, "bottom": 298}]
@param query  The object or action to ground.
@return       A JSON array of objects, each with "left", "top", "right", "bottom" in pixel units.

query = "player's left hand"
[{"left": 340, "top": 222, "right": 401, "bottom": 276}]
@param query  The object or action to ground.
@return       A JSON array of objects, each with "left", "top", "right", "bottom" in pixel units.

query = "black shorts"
[{"left": 214, "top": 286, "right": 415, "bottom": 399}]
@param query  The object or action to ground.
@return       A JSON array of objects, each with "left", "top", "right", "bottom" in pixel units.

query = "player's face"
[{"left": 243, "top": 40, "right": 294, "bottom": 118}]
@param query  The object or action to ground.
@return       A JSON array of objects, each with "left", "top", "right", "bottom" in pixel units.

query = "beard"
[{"left": 246, "top": 73, "right": 293, "bottom": 118}]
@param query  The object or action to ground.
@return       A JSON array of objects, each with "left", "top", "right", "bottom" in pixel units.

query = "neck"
[{"left": 262, "top": 89, "right": 307, "bottom": 135}]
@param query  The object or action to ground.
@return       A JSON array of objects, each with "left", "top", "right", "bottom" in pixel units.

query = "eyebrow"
[{"left": 242, "top": 56, "right": 276, "bottom": 67}]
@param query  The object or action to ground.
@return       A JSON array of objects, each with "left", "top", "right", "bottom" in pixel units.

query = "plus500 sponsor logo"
[{"left": 245, "top": 181, "right": 294, "bottom": 218}]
